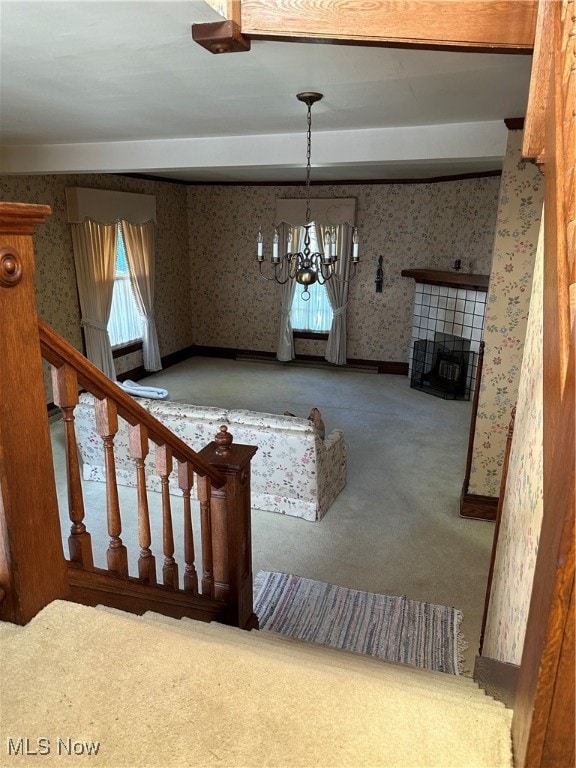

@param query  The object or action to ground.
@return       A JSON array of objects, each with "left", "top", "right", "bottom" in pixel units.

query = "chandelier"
[{"left": 257, "top": 92, "right": 359, "bottom": 300}]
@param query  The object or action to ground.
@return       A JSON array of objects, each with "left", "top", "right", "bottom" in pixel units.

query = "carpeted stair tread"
[
  {"left": 1, "top": 601, "right": 512, "bottom": 767},
  {"left": 142, "top": 609, "right": 484, "bottom": 695},
  {"left": 184, "top": 616, "right": 480, "bottom": 690},
  {"left": 187, "top": 623, "right": 504, "bottom": 708},
  {"left": 140, "top": 608, "right": 473, "bottom": 687},
  {"left": 107, "top": 608, "right": 495, "bottom": 711},
  {"left": 98, "top": 607, "right": 504, "bottom": 708}
]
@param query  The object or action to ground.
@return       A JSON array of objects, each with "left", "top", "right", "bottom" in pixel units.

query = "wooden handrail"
[{"left": 39, "top": 319, "right": 225, "bottom": 488}]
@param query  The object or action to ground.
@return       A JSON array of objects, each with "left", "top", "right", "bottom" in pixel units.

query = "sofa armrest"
[{"left": 315, "top": 429, "right": 347, "bottom": 520}]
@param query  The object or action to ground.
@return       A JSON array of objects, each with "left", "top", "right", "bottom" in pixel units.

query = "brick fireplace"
[{"left": 401, "top": 269, "right": 489, "bottom": 400}]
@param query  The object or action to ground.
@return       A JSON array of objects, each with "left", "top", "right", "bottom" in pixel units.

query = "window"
[
  {"left": 290, "top": 226, "right": 333, "bottom": 333},
  {"left": 107, "top": 223, "right": 143, "bottom": 347}
]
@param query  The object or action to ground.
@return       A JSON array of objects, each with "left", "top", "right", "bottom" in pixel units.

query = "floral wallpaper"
[
  {"left": 482, "top": 210, "right": 544, "bottom": 665},
  {"left": 468, "top": 131, "right": 544, "bottom": 497},
  {"left": 188, "top": 177, "right": 500, "bottom": 362},
  {"left": 0, "top": 173, "right": 193, "bottom": 398},
  {"left": 2, "top": 171, "right": 500, "bottom": 403}
]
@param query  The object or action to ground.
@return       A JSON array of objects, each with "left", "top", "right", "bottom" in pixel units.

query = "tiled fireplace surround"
[{"left": 402, "top": 270, "right": 489, "bottom": 398}]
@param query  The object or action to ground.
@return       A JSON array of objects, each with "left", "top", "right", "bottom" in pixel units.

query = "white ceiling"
[{"left": 0, "top": 0, "right": 533, "bottom": 183}]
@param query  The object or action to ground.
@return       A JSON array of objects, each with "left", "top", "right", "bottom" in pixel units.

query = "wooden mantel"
[{"left": 401, "top": 269, "right": 490, "bottom": 292}]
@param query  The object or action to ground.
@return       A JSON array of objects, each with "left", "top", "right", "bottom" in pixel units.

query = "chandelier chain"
[
  {"left": 305, "top": 102, "right": 312, "bottom": 225},
  {"left": 256, "top": 90, "right": 359, "bottom": 297}
]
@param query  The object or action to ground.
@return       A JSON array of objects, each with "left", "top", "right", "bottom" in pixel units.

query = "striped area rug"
[{"left": 254, "top": 571, "right": 466, "bottom": 675}]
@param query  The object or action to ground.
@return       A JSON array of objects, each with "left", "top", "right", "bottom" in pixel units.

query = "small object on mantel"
[
  {"left": 453, "top": 259, "right": 462, "bottom": 271},
  {"left": 400, "top": 268, "right": 490, "bottom": 291}
]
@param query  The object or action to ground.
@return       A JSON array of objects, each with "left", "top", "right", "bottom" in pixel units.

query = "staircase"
[{"left": 0, "top": 599, "right": 513, "bottom": 768}]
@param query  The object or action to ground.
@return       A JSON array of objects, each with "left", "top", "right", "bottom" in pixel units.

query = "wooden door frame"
[{"left": 511, "top": 1, "right": 575, "bottom": 765}]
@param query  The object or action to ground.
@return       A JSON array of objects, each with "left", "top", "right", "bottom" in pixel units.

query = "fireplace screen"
[{"left": 410, "top": 333, "right": 473, "bottom": 400}]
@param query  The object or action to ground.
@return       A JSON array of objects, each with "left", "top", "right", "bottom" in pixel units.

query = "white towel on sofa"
[{"left": 117, "top": 380, "right": 169, "bottom": 400}]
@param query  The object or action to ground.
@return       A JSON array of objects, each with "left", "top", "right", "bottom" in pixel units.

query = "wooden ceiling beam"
[
  {"left": 193, "top": 1, "right": 250, "bottom": 54},
  {"left": 239, "top": 0, "right": 538, "bottom": 52},
  {"left": 523, "top": 0, "right": 554, "bottom": 159}
]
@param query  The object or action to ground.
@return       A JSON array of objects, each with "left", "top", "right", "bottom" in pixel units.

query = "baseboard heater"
[{"left": 235, "top": 354, "right": 379, "bottom": 374}]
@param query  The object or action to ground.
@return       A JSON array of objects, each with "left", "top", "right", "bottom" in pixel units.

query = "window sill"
[
  {"left": 112, "top": 340, "right": 143, "bottom": 359},
  {"left": 293, "top": 331, "right": 329, "bottom": 341}
]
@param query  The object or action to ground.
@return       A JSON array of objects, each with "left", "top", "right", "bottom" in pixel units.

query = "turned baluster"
[
  {"left": 129, "top": 423, "right": 156, "bottom": 585},
  {"left": 179, "top": 461, "right": 198, "bottom": 594},
  {"left": 156, "top": 444, "right": 178, "bottom": 589},
  {"left": 198, "top": 425, "right": 258, "bottom": 628},
  {"left": 95, "top": 397, "right": 129, "bottom": 577},
  {"left": 197, "top": 474, "right": 214, "bottom": 597},
  {"left": 51, "top": 363, "right": 94, "bottom": 568}
]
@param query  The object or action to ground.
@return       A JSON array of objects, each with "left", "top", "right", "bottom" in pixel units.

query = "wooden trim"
[
  {"left": 459, "top": 489, "right": 498, "bottom": 521},
  {"left": 294, "top": 331, "right": 329, "bottom": 341},
  {"left": 401, "top": 268, "right": 489, "bottom": 290},
  {"left": 0, "top": 201, "right": 52, "bottom": 234},
  {"left": 117, "top": 365, "right": 147, "bottom": 382},
  {"left": 240, "top": 0, "right": 537, "bottom": 51},
  {"left": 119, "top": 170, "right": 502, "bottom": 187},
  {"left": 371, "top": 360, "right": 408, "bottom": 376},
  {"left": 111, "top": 340, "right": 408, "bottom": 381},
  {"left": 108, "top": 342, "right": 408, "bottom": 385},
  {"left": 191, "top": 19, "right": 251, "bottom": 54},
  {"left": 0, "top": 202, "right": 69, "bottom": 624},
  {"left": 189, "top": 344, "right": 408, "bottom": 375},
  {"left": 512, "top": 1, "right": 576, "bottom": 763},
  {"left": 115, "top": 345, "right": 197, "bottom": 383},
  {"left": 522, "top": 0, "right": 554, "bottom": 160},
  {"left": 39, "top": 321, "right": 225, "bottom": 487},
  {"left": 112, "top": 340, "right": 142, "bottom": 359},
  {"left": 504, "top": 118, "right": 526, "bottom": 131},
  {"left": 479, "top": 407, "right": 516, "bottom": 655},
  {"left": 67, "top": 565, "right": 226, "bottom": 623},
  {"left": 473, "top": 655, "right": 520, "bottom": 709},
  {"left": 161, "top": 345, "right": 196, "bottom": 367}
]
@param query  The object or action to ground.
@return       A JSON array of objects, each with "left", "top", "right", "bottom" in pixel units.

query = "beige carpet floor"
[
  {"left": 0, "top": 600, "right": 512, "bottom": 768},
  {"left": 50, "top": 357, "right": 495, "bottom": 673}
]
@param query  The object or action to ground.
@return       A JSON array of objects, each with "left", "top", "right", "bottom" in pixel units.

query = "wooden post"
[
  {"left": 199, "top": 426, "right": 258, "bottom": 630},
  {"left": 0, "top": 202, "right": 69, "bottom": 623}
]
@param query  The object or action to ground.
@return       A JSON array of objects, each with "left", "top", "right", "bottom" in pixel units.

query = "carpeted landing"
[{"left": 0, "top": 601, "right": 512, "bottom": 767}]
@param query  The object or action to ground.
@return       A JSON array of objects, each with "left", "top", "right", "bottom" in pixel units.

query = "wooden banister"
[
  {"left": 39, "top": 319, "right": 225, "bottom": 488},
  {"left": 1, "top": 200, "right": 257, "bottom": 632},
  {"left": 0, "top": 202, "right": 69, "bottom": 623}
]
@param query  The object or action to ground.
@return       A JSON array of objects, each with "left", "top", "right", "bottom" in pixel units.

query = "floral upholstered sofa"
[{"left": 74, "top": 394, "right": 347, "bottom": 521}]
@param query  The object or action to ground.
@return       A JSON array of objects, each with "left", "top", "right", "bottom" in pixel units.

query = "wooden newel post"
[
  {"left": 199, "top": 426, "right": 258, "bottom": 630},
  {"left": 0, "top": 202, "right": 69, "bottom": 623}
]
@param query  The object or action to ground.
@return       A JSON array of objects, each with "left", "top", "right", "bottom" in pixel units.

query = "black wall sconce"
[{"left": 375, "top": 256, "right": 384, "bottom": 293}]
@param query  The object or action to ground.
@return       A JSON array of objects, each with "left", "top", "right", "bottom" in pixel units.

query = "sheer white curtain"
[
  {"left": 70, "top": 219, "right": 117, "bottom": 379},
  {"left": 291, "top": 225, "right": 332, "bottom": 332},
  {"left": 120, "top": 220, "right": 162, "bottom": 371},
  {"left": 318, "top": 223, "right": 353, "bottom": 365},
  {"left": 276, "top": 224, "right": 301, "bottom": 362}
]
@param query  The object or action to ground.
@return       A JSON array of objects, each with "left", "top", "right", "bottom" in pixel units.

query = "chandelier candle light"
[{"left": 257, "top": 92, "right": 359, "bottom": 300}]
